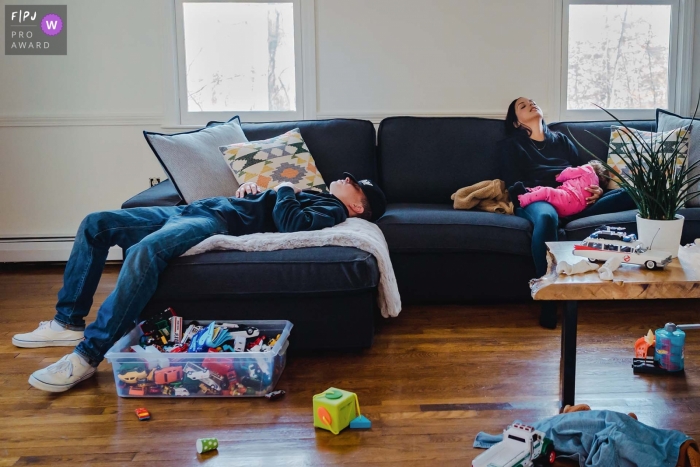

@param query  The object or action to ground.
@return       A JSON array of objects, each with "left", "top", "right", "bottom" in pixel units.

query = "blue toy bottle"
[{"left": 655, "top": 323, "right": 685, "bottom": 372}]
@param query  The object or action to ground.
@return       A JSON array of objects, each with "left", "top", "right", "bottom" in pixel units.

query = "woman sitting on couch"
[{"left": 499, "top": 97, "right": 635, "bottom": 329}]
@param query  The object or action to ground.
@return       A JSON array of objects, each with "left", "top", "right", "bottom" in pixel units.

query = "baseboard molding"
[{"left": 0, "top": 238, "right": 123, "bottom": 263}]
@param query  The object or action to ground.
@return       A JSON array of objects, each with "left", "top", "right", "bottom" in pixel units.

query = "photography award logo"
[{"left": 5, "top": 5, "right": 67, "bottom": 55}]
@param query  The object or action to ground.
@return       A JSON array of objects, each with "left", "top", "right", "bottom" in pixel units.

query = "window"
[
  {"left": 559, "top": 0, "right": 691, "bottom": 121},
  {"left": 175, "top": 0, "right": 307, "bottom": 125}
]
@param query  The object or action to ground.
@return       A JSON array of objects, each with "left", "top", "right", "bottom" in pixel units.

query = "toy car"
[
  {"left": 135, "top": 407, "right": 150, "bottom": 421},
  {"left": 472, "top": 423, "right": 555, "bottom": 467},
  {"left": 173, "top": 387, "right": 190, "bottom": 396},
  {"left": 118, "top": 364, "right": 148, "bottom": 384},
  {"left": 154, "top": 366, "right": 184, "bottom": 385},
  {"left": 265, "top": 389, "right": 286, "bottom": 400},
  {"left": 183, "top": 362, "right": 224, "bottom": 391},
  {"left": 573, "top": 227, "right": 672, "bottom": 270},
  {"left": 221, "top": 323, "right": 260, "bottom": 338}
]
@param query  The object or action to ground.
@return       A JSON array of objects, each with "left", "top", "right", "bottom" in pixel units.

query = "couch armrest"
[{"left": 121, "top": 179, "right": 183, "bottom": 209}]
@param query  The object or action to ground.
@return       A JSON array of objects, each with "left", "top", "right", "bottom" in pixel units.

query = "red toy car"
[
  {"left": 154, "top": 366, "right": 183, "bottom": 385},
  {"left": 135, "top": 407, "right": 150, "bottom": 421}
]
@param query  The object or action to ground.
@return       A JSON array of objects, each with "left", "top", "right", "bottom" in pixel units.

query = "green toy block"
[{"left": 313, "top": 387, "right": 361, "bottom": 435}]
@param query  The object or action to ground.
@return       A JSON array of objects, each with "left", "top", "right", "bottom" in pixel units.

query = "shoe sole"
[
  {"left": 28, "top": 370, "right": 96, "bottom": 393},
  {"left": 12, "top": 337, "right": 83, "bottom": 348}
]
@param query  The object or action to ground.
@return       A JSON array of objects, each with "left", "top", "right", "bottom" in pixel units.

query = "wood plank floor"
[{"left": 0, "top": 264, "right": 699, "bottom": 466}]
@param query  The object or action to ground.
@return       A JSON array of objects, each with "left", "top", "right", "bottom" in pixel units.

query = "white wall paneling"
[{"left": 0, "top": 0, "right": 699, "bottom": 262}]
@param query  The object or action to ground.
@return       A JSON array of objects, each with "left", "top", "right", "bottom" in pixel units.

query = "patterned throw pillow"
[
  {"left": 606, "top": 126, "right": 689, "bottom": 189},
  {"left": 219, "top": 129, "right": 328, "bottom": 192}
]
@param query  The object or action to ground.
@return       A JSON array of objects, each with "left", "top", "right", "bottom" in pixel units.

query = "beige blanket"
[
  {"left": 451, "top": 179, "right": 514, "bottom": 214},
  {"left": 181, "top": 218, "right": 402, "bottom": 318}
]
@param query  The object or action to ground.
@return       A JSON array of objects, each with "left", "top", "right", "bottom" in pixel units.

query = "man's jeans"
[{"left": 55, "top": 200, "right": 229, "bottom": 366}]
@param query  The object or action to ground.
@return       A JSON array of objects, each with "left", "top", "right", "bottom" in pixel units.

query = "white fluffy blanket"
[{"left": 181, "top": 218, "right": 401, "bottom": 318}]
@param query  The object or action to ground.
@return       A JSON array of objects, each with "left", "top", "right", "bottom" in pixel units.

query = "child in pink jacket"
[{"left": 517, "top": 160, "right": 608, "bottom": 217}]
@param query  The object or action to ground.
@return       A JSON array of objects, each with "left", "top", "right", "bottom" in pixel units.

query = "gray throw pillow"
[
  {"left": 144, "top": 116, "right": 248, "bottom": 204},
  {"left": 657, "top": 109, "right": 700, "bottom": 207}
]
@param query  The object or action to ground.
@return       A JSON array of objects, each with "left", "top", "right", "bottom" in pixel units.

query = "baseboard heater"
[{"left": 0, "top": 236, "right": 122, "bottom": 263}]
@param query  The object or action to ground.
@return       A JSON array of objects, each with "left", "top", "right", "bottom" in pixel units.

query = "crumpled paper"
[
  {"left": 598, "top": 256, "right": 623, "bottom": 281},
  {"left": 557, "top": 260, "right": 600, "bottom": 275}
]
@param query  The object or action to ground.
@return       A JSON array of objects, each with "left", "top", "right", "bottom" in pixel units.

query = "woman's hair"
[
  {"left": 505, "top": 98, "right": 552, "bottom": 139},
  {"left": 588, "top": 160, "right": 609, "bottom": 189}
]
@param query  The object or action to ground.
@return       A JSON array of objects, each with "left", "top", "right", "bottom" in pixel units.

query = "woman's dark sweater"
[{"left": 500, "top": 131, "right": 588, "bottom": 195}]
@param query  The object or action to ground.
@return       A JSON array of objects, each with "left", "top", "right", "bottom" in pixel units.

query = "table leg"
[{"left": 560, "top": 300, "right": 578, "bottom": 408}]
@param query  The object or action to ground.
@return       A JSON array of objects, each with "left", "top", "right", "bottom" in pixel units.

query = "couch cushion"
[
  {"left": 220, "top": 128, "right": 329, "bottom": 192},
  {"left": 548, "top": 120, "right": 655, "bottom": 162},
  {"left": 657, "top": 109, "right": 700, "bottom": 207},
  {"left": 563, "top": 208, "right": 700, "bottom": 244},
  {"left": 153, "top": 246, "right": 379, "bottom": 299},
  {"left": 378, "top": 117, "right": 507, "bottom": 203},
  {"left": 144, "top": 116, "right": 248, "bottom": 204},
  {"left": 241, "top": 119, "right": 377, "bottom": 183},
  {"left": 377, "top": 203, "right": 533, "bottom": 256}
]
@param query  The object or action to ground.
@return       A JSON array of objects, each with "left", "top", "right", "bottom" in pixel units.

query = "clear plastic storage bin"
[{"left": 105, "top": 320, "right": 292, "bottom": 398}]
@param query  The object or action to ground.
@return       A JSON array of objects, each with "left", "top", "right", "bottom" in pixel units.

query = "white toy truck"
[
  {"left": 472, "top": 423, "right": 555, "bottom": 467},
  {"left": 572, "top": 226, "right": 672, "bottom": 270}
]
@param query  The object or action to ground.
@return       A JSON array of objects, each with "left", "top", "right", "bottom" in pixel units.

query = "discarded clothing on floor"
[{"left": 474, "top": 409, "right": 691, "bottom": 467}]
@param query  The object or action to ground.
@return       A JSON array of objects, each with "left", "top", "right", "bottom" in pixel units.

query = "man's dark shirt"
[{"left": 202, "top": 186, "right": 348, "bottom": 235}]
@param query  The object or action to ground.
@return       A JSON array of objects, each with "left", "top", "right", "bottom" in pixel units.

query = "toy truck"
[
  {"left": 472, "top": 423, "right": 555, "bottom": 467},
  {"left": 572, "top": 226, "right": 672, "bottom": 270}
]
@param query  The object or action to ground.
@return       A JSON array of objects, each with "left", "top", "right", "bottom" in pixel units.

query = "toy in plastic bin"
[
  {"left": 472, "top": 423, "right": 555, "bottom": 467},
  {"left": 313, "top": 388, "right": 370, "bottom": 434}
]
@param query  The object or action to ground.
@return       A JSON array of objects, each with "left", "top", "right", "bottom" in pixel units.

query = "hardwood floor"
[{"left": 0, "top": 264, "right": 699, "bottom": 466}]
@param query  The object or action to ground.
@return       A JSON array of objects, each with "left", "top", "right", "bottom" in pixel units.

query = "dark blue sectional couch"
[{"left": 123, "top": 117, "right": 700, "bottom": 349}]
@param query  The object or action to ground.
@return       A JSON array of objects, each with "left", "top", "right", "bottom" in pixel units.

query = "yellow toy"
[{"left": 313, "top": 387, "right": 361, "bottom": 434}]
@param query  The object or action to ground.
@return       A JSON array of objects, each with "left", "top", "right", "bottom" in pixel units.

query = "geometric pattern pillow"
[
  {"left": 219, "top": 128, "right": 328, "bottom": 193},
  {"left": 606, "top": 125, "right": 689, "bottom": 189}
]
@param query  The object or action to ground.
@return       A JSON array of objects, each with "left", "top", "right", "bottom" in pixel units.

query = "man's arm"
[{"left": 272, "top": 184, "right": 346, "bottom": 233}]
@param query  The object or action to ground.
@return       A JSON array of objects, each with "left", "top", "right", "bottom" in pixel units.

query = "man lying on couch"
[{"left": 12, "top": 173, "right": 386, "bottom": 392}]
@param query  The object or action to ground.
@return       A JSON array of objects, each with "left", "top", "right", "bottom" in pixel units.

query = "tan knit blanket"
[
  {"left": 181, "top": 218, "right": 401, "bottom": 318},
  {"left": 451, "top": 179, "right": 514, "bottom": 214}
]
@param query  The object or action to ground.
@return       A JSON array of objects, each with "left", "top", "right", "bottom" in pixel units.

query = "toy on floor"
[
  {"left": 313, "top": 388, "right": 371, "bottom": 434},
  {"left": 471, "top": 423, "right": 555, "bottom": 467},
  {"left": 196, "top": 437, "right": 218, "bottom": 454},
  {"left": 572, "top": 226, "right": 672, "bottom": 269},
  {"left": 134, "top": 407, "right": 150, "bottom": 421},
  {"left": 633, "top": 323, "right": 695, "bottom": 374}
]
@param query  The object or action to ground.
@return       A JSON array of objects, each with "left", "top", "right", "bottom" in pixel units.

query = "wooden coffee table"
[{"left": 530, "top": 241, "right": 700, "bottom": 408}]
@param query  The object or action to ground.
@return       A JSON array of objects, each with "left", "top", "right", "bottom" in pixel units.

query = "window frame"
[
  {"left": 556, "top": 0, "right": 693, "bottom": 122},
  {"left": 174, "top": 0, "right": 310, "bottom": 125}
]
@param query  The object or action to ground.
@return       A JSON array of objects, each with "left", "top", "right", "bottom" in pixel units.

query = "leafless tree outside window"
[
  {"left": 183, "top": 3, "right": 296, "bottom": 113},
  {"left": 567, "top": 5, "right": 670, "bottom": 110}
]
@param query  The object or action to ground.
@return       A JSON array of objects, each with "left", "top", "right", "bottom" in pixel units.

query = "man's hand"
[
  {"left": 235, "top": 182, "right": 261, "bottom": 198},
  {"left": 584, "top": 185, "right": 603, "bottom": 205},
  {"left": 273, "top": 182, "right": 301, "bottom": 194}
]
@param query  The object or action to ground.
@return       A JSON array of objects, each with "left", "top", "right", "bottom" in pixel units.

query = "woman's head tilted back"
[{"left": 505, "top": 97, "right": 548, "bottom": 138}]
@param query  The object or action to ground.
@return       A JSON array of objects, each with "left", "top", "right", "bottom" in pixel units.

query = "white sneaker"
[
  {"left": 28, "top": 353, "right": 96, "bottom": 392},
  {"left": 12, "top": 320, "right": 84, "bottom": 348}
]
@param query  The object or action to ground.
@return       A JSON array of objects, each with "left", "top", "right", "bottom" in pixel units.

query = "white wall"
[
  {"left": 0, "top": 0, "right": 167, "bottom": 244},
  {"left": 0, "top": 0, "right": 698, "bottom": 260},
  {"left": 315, "top": 0, "right": 554, "bottom": 120}
]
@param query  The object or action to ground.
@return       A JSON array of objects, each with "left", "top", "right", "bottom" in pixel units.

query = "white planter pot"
[{"left": 636, "top": 214, "right": 684, "bottom": 258}]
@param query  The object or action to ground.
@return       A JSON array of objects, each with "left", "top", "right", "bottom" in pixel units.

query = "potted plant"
[{"left": 570, "top": 101, "right": 700, "bottom": 258}]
